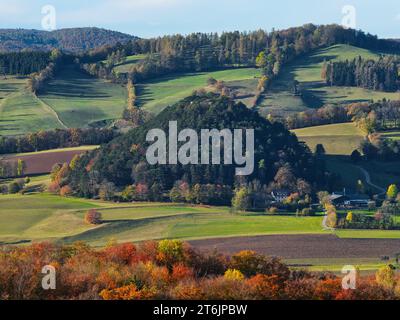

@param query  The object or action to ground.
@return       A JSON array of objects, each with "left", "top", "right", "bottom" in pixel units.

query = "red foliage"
[{"left": 102, "top": 243, "right": 137, "bottom": 265}]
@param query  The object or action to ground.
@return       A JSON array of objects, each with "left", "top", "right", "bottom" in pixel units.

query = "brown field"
[
  {"left": 190, "top": 234, "right": 400, "bottom": 260},
  {"left": 3, "top": 148, "right": 95, "bottom": 175}
]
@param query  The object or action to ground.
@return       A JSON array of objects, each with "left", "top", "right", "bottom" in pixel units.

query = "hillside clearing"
[
  {"left": 137, "top": 68, "right": 261, "bottom": 114},
  {"left": 259, "top": 44, "right": 400, "bottom": 115},
  {"left": 292, "top": 122, "right": 365, "bottom": 155}
]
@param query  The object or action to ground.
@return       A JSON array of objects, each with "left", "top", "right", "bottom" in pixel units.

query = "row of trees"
[
  {"left": 0, "top": 128, "right": 117, "bottom": 155},
  {"left": 322, "top": 56, "right": 400, "bottom": 92},
  {"left": 285, "top": 104, "right": 350, "bottom": 129},
  {"left": 346, "top": 100, "right": 400, "bottom": 134},
  {"left": 0, "top": 241, "right": 398, "bottom": 300},
  {"left": 283, "top": 100, "right": 400, "bottom": 131},
  {"left": 0, "top": 159, "right": 26, "bottom": 178}
]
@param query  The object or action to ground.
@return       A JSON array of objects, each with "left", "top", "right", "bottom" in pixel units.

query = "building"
[
  {"left": 329, "top": 190, "right": 370, "bottom": 208},
  {"left": 271, "top": 190, "right": 291, "bottom": 203}
]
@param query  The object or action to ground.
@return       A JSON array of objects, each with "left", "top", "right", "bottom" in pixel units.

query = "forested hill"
[
  {"left": 0, "top": 28, "right": 136, "bottom": 53},
  {"left": 67, "top": 93, "right": 319, "bottom": 200}
]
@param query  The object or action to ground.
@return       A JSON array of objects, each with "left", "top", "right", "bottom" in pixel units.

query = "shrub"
[
  {"left": 8, "top": 182, "right": 21, "bottom": 194},
  {"left": 157, "top": 240, "right": 186, "bottom": 270},
  {"left": 85, "top": 209, "right": 102, "bottom": 225},
  {"left": 60, "top": 185, "right": 73, "bottom": 197},
  {"left": 224, "top": 269, "right": 245, "bottom": 281}
]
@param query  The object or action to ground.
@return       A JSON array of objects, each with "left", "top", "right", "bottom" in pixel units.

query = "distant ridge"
[{"left": 0, "top": 27, "right": 136, "bottom": 53}]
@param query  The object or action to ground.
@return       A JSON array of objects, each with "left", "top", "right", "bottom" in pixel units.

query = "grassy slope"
[
  {"left": 38, "top": 66, "right": 127, "bottom": 128},
  {"left": 259, "top": 44, "right": 400, "bottom": 114},
  {"left": 292, "top": 122, "right": 365, "bottom": 155},
  {"left": 137, "top": 68, "right": 261, "bottom": 114},
  {"left": 2, "top": 193, "right": 400, "bottom": 247},
  {"left": 112, "top": 54, "right": 147, "bottom": 74},
  {"left": 0, "top": 77, "right": 64, "bottom": 135},
  {"left": 0, "top": 193, "right": 324, "bottom": 245}
]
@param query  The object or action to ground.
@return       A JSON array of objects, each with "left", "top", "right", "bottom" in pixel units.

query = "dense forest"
[
  {"left": 0, "top": 28, "right": 135, "bottom": 53},
  {"left": 0, "top": 51, "right": 50, "bottom": 75},
  {"left": 322, "top": 56, "right": 400, "bottom": 92},
  {"left": 65, "top": 93, "right": 323, "bottom": 203}
]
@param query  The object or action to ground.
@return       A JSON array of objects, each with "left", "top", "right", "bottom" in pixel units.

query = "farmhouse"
[{"left": 329, "top": 191, "right": 370, "bottom": 208}]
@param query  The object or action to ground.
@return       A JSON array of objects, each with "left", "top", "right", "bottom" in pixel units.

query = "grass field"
[
  {"left": 2, "top": 193, "right": 400, "bottom": 246},
  {"left": 0, "top": 193, "right": 324, "bottom": 245},
  {"left": 259, "top": 44, "right": 400, "bottom": 115},
  {"left": 292, "top": 122, "right": 365, "bottom": 155},
  {"left": 38, "top": 66, "right": 127, "bottom": 128},
  {"left": 0, "top": 67, "right": 128, "bottom": 135},
  {"left": 137, "top": 68, "right": 261, "bottom": 114},
  {"left": 111, "top": 54, "right": 147, "bottom": 74},
  {"left": 0, "top": 77, "right": 65, "bottom": 135}
]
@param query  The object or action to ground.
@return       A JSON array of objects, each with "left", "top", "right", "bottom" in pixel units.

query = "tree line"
[
  {"left": 79, "top": 24, "right": 400, "bottom": 85},
  {"left": 0, "top": 51, "right": 50, "bottom": 75},
  {"left": 0, "top": 128, "right": 117, "bottom": 155},
  {"left": 322, "top": 56, "right": 400, "bottom": 92}
]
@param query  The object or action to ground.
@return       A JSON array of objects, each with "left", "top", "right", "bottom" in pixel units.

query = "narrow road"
[{"left": 356, "top": 166, "right": 386, "bottom": 195}]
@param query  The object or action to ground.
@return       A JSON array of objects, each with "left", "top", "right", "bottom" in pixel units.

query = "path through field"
[{"left": 357, "top": 166, "right": 386, "bottom": 195}]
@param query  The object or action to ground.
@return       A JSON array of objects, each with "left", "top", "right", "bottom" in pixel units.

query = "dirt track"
[
  {"left": 4, "top": 149, "right": 91, "bottom": 175},
  {"left": 189, "top": 234, "right": 400, "bottom": 259}
]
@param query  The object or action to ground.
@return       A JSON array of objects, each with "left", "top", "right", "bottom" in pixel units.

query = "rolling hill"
[
  {"left": 137, "top": 68, "right": 261, "bottom": 114},
  {"left": 38, "top": 66, "right": 127, "bottom": 128},
  {"left": 0, "top": 66, "right": 127, "bottom": 136},
  {"left": 258, "top": 44, "right": 400, "bottom": 116},
  {"left": 0, "top": 28, "right": 136, "bottom": 53}
]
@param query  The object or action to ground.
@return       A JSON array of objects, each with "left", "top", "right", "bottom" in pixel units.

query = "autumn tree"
[
  {"left": 232, "top": 187, "right": 251, "bottom": 212},
  {"left": 85, "top": 209, "right": 102, "bottom": 225},
  {"left": 17, "top": 159, "right": 26, "bottom": 176},
  {"left": 387, "top": 184, "right": 398, "bottom": 200}
]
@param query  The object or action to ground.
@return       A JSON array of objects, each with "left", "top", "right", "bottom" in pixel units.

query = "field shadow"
[{"left": 60, "top": 214, "right": 195, "bottom": 244}]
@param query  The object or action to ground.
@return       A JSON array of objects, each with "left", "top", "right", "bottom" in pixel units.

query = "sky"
[{"left": 0, "top": 0, "right": 399, "bottom": 38}]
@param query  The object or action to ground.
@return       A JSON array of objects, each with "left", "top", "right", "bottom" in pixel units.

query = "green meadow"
[
  {"left": 0, "top": 77, "right": 65, "bottom": 135},
  {"left": 38, "top": 66, "right": 127, "bottom": 128},
  {"left": 137, "top": 68, "right": 261, "bottom": 114},
  {"left": 2, "top": 193, "right": 400, "bottom": 247},
  {"left": 112, "top": 54, "right": 147, "bottom": 74},
  {"left": 292, "top": 122, "right": 365, "bottom": 155},
  {"left": 259, "top": 44, "right": 400, "bottom": 114}
]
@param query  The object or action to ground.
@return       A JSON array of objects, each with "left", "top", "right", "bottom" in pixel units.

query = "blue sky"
[{"left": 0, "top": 0, "right": 399, "bottom": 38}]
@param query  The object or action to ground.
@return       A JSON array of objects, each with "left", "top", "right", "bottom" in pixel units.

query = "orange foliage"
[
  {"left": 171, "top": 264, "right": 194, "bottom": 282},
  {"left": 246, "top": 274, "right": 281, "bottom": 299},
  {"left": 313, "top": 278, "right": 342, "bottom": 300},
  {"left": 60, "top": 185, "right": 73, "bottom": 197},
  {"left": 102, "top": 243, "right": 137, "bottom": 265}
]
